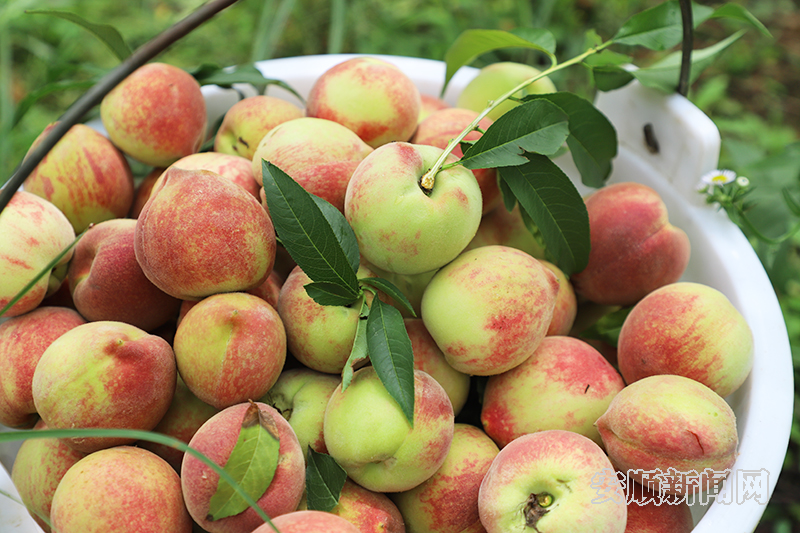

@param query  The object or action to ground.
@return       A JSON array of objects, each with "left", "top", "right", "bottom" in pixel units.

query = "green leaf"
[
  {"left": 459, "top": 99, "right": 569, "bottom": 169},
  {"left": 358, "top": 277, "right": 417, "bottom": 318},
  {"left": 524, "top": 93, "right": 617, "bottom": 188},
  {"left": 631, "top": 30, "right": 745, "bottom": 93},
  {"left": 578, "top": 307, "right": 633, "bottom": 347},
  {"left": 207, "top": 402, "right": 281, "bottom": 521},
  {"left": 342, "top": 295, "right": 371, "bottom": 390},
  {"left": 13, "top": 79, "right": 97, "bottom": 128},
  {"left": 442, "top": 28, "right": 556, "bottom": 94},
  {"left": 305, "top": 449, "right": 348, "bottom": 512},
  {"left": 191, "top": 63, "right": 305, "bottom": 103},
  {"left": 311, "top": 195, "right": 360, "bottom": 277},
  {"left": 26, "top": 10, "right": 131, "bottom": 61},
  {"left": 499, "top": 155, "right": 590, "bottom": 276},
  {"left": 499, "top": 175, "right": 517, "bottom": 212},
  {"left": 261, "top": 161, "right": 361, "bottom": 302},
  {"left": 366, "top": 297, "right": 416, "bottom": 425},
  {"left": 304, "top": 282, "right": 364, "bottom": 306},
  {"left": 590, "top": 65, "right": 636, "bottom": 92},
  {"left": 611, "top": 0, "right": 714, "bottom": 51},
  {"left": 710, "top": 4, "right": 772, "bottom": 38}
]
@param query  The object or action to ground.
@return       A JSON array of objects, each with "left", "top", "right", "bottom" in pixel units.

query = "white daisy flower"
[{"left": 700, "top": 169, "right": 737, "bottom": 187}]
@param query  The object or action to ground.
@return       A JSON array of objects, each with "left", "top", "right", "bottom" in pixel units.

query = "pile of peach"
[{"left": 0, "top": 56, "right": 753, "bottom": 533}]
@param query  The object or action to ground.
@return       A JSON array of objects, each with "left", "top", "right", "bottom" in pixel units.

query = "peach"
[
  {"left": 130, "top": 167, "right": 165, "bottom": 218},
  {"left": 478, "top": 430, "right": 626, "bottom": 533},
  {"left": 173, "top": 292, "right": 286, "bottom": 410},
  {"left": 0, "top": 191, "right": 75, "bottom": 318},
  {"left": 617, "top": 281, "right": 754, "bottom": 398},
  {"left": 595, "top": 374, "right": 738, "bottom": 496},
  {"left": 260, "top": 367, "right": 340, "bottom": 456},
  {"left": 0, "top": 306, "right": 85, "bottom": 428},
  {"left": 100, "top": 62, "right": 207, "bottom": 167},
  {"left": 405, "top": 317, "right": 471, "bottom": 416},
  {"left": 344, "top": 142, "right": 483, "bottom": 275},
  {"left": 31, "top": 320, "right": 177, "bottom": 453},
  {"left": 306, "top": 56, "right": 421, "bottom": 148},
  {"left": 392, "top": 423, "right": 499, "bottom": 533},
  {"left": 214, "top": 94, "right": 304, "bottom": 160},
  {"left": 541, "top": 260, "right": 578, "bottom": 336},
  {"left": 252, "top": 510, "right": 360, "bottom": 533},
  {"left": 23, "top": 122, "right": 134, "bottom": 232},
  {"left": 10, "top": 420, "right": 86, "bottom": 533},
  {"left": 570, "top": 182, "right": 691, "bottom": 306},
  {"left": 324, "top": 367, "right": 455, "bottom": 493},
  {"left": 50, "top": 446, "right": 192, "bottom": 533},
  {"left": 481, "top": 336, "right": 625, "bottom": 448},
  {"left": 181, "top": 401, "right": 306, "bottom": 533},
  {"left": 418, "top": 93, "right": 450, "bottom": 122},
  {"left": 134, "top": 166, "right": 276, "bottom": 300},
  {"left": 464, "top": 203, "right": 546, "bottom": 259},
  {"left": 298, "top": 478, "right": 405, "bottom": 533},
  {"left": 413, "top": 107, "right": 501, "bottom": 214},
  {"left": 68, "top": 218, "right": 182, "bottom": 331},
  {"left": 623, "top": 478, "right": 694, "bottom": 533},
  {"left": 420, "top": 245, "right": 560, "bottom": 376},
  {"left": 137, "top": 375, "right": 219, "bottom": 472},
  {"left": 252, "top": 117, "right": 374, "bottom": 213},
  {"left": 167, "top": 151, "right": 261, "bottom": 199}
]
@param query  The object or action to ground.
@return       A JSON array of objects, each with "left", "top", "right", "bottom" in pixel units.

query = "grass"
[{"left": 2, "top": 0, "right": 800, "bottom": 530}]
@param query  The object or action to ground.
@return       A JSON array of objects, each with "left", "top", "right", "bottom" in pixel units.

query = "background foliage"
[{"left": 2, "top": 0, "right": 799, "bottom": 530}]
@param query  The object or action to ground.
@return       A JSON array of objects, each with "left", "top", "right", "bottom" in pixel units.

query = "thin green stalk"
[
  {"left": 0, "top": 18, "right": 12, "bottom": 182},
  {"left": 250, "top": 0, "right": 296, "bottom": 62},
  {"left": 249, "top": 0, "right": 276, "bottom": 62},
  {"left": 420, "top": 39, "right": 614, "bottom": 191},
  {"left": 327, "top": 0, "right": 347, "bottom": 54}
]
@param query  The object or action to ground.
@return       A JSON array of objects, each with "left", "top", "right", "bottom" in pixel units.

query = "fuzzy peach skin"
[
  {"left": 137, "top": 375, "right": 219, "bottom": 472},
  {"left": 541, "top": 260, "right": 578, "bottom": 336},
  {"left": 215, "top": 95, "right": 304, "bottom": 161},
  {"left": 68, "top": 218, "right": 182, "bottom": 331},
  {"left": 50, "top": 446, "right": 192, "bottom": 533},
  {"left": 324, "top": 367, "right": 455, "bottom": 493},
  {"left": 181, "top": 401, "right": 306, "bottom": 533},
  {"left": 252, "top": 117, "right": 373, "bottom": 213},
  {"left": 260, "top": 367, "right": 341, "bottom": 456},
  {"left": 0, "top": 306, "right": 85, "bottom": 428},
  {"left": 166, "top": 151, "right": 261, "bottom": 199},
  {"left": 23, "top": 122, "right": 134, "bottom": 233},
  {"left": 623, "top": 477, "right": 694, "bottom": 533},
  {"left": 421, "top": 245, "right": 560, "bottom": 376},
  {"left": 306, "top": 56, "right": 421, "bottom": 148},
  {"left": 405, "top": 317, "right": 471, "bottom": 416},
  {"left": 481, "top": 336, "right": 625, "bottom": 448},
  {"left": 31, "top": 320, "right": 177, "bottom": 454},
  {"left": 173, "top": 292, "right": 286, "bottom": 410},
  {"left": 344, "top": 142, "right": 483, "bottom": 276},
  {"left": 277, "top": 264, "right": 376, "bottom": 374},
  {"left": 595, "top": 374, "right": 738, "bottom": 496},
  {"left": 134, "top": 166, "right": 276, "bottom": 301},
  {"left": 130, "top": 167, "right": 165, "bottom": 218},
  {"left": 0, "top": 191, "right": 75, "bottom": 317},
  {"left": 418, "top": 93, "right": 450, "bottom": 122},
  {"left": 413, "top": 107, "right": 501, "bottom": 214},
  {"left": 392, "top": 423, "right": 499, "bottom": 533},
  {"left": 100, "top": 62, "right": 206, "bottom": 167},
  {"left": 464, "top": 203, "right": 546, "bottom": 259},
  {"left": 11, "top": 420, "right": 86, "bottom": 533},
  {"left": 570, "top": 182, "right": 690, "bottom": 306},
  {"left": 252, "top": 510, "right": 361, "bottom": 533},
  {"left": 617, "top": 281, "right": 754, "bottom": 398},
  {"left": 479, "top": 430, "right": 627, "bottom": 533},
  {"left": 297, "top": 478, "right": 406, "bottom": 533}
]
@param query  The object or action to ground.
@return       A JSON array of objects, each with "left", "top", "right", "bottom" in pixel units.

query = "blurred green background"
[{"left": 1, "top": 0, "right": 799, "bottom": 530}]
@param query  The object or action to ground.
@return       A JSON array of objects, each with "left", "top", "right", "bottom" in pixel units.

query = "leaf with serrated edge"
[
  {"left": 305, "top": 449, "right": 348, "bottom": 512},
  {"left": 499, "top": 155, "right": 590, "bottom": 276},
  {"left": 524, "top": 93, "right": 617, "bottom": 188},
  {"left": 305, "top": 282, "right": 363, "bottom": 306},
  {"left": 27, "top": 10, "right": 132, "bottom": 61},
  {"left": 612, "top": 0, "right": 714, "bottom": 51},
  {"left": 262, "top": 161, "right": 360, "bottom": 300},
  {"left": 207, "top": 402, "right": 280, "bottom": 521},
  {"left": 342, "top": 295, "right": 370, "bottom": 391},
  {"left": 366, "top": 298, "right": 415, "bottom": 425},
  {"left": 358, "top": 277, "right": 416, "bottom": 318},
  {"left": 460, "top": 99, "right": 569, "bottom": 170},
  {"left": 442, "top": 29, "right": 556, "bottom": 95},
  {"left": 192, "top": 63, "right": 305, "bottom": 102},
  {"left": 710, "top": 4, "right": 772, "bottom": 38},
  {"left": 311, "top": 195, "right": 360, "bottom": 276}
]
